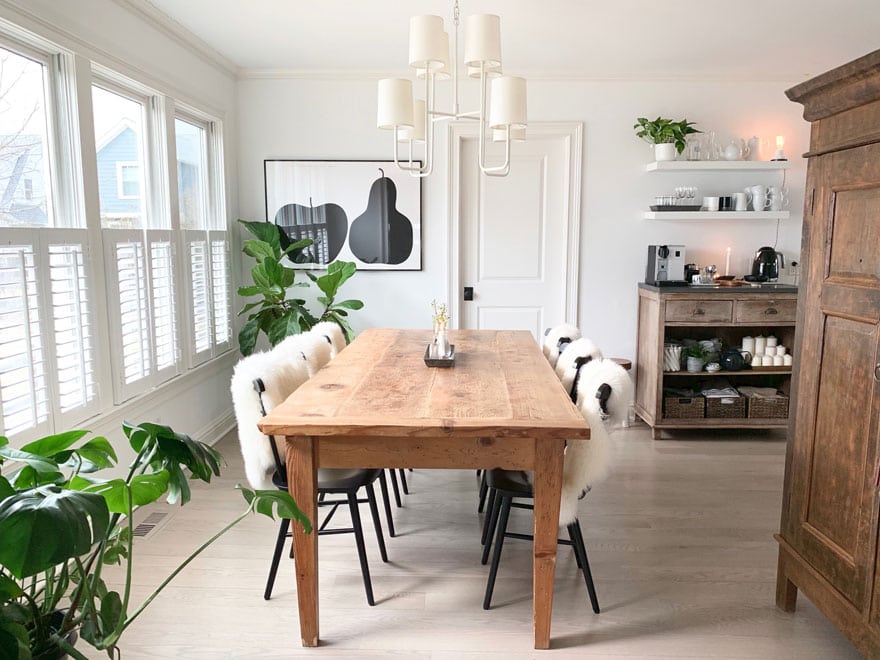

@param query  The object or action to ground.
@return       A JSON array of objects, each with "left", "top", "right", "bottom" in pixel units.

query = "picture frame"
[{"left": 264, "top": 159, "right": 422, "bottom": 271}]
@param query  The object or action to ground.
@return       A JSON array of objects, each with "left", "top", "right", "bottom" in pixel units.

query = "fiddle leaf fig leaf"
[{"left": 239, "top": 316, "right": 261, "bottom": 356}]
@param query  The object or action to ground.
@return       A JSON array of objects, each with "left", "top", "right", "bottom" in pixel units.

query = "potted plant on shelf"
[
  {"left": 633, "top": 116, "right": 701, "bottom": 161},
  {"left": 237, "top": 220, "right": 364, "bottom": 356},
  {"left": 684, "top": 344, "right": 709, "bottom": 373},
  {"left": 0, "top": 423, "right": 310, "bottom": 659}
]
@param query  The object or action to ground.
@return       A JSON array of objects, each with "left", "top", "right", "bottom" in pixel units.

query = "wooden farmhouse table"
[{"left": 259, "top": 328, "right": 590, "bottom": 649}]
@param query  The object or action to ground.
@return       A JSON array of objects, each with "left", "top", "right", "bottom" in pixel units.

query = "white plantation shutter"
[
  {"left": 104, "top": 229, "right": 180, "bottom": 402},
  {"left": 0, "top": 243, "right": 50, "bottom": 437},
  {"left": 209, "top": 232, "right": 230, "bottom": 349},
  {"left": 188, "top": 235, "right": 212, "bottom": 360},
  {"left": 47, "top": 241, "right": 97, "bottom": 421},
  {"left": 0, "top": 230, "right": 100, "bottom": 438}
]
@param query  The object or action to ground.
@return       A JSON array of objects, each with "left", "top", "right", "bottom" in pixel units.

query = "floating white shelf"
[
  {"left": 643, "top": 211, "right": 790, "bottom": 221},
  {"left": 646, "top": 160, "right": 792, "bottom": 172}
]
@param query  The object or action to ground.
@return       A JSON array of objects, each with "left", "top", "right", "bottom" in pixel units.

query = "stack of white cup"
[{"left": 745, "top": 334, "right": 793, "bottom": 367}]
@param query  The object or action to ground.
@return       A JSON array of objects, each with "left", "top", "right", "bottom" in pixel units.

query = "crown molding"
[{"left": 111, "top": 0, "right": 239, "bottom": 77}]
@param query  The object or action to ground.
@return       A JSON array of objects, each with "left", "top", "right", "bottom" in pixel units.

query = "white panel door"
[{"left": 453, "top": 123, "right": 582, "bottom": 340}]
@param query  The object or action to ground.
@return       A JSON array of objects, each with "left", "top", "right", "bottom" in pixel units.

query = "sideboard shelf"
[{"left": 643, "top": 210, "right": 790, "bottom": 221}]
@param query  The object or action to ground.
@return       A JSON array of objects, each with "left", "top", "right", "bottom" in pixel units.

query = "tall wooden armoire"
[{"left": 776, "top": 49, "right": 880, "bottom": 656}]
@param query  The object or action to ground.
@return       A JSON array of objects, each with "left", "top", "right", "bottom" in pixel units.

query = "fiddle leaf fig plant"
[
  {"left": 0, "top": 424, "right": 310, "bottom": 660},
  {"left": 633, "top": 116, "right": 701, "bottom": 154},
  {"left": 237, "top": 220, "right": 364, "bottom": 356}
]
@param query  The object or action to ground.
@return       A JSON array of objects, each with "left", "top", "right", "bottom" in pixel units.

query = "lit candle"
[{"left": 725, "top": 246, "right": 731, "bottom": 276}]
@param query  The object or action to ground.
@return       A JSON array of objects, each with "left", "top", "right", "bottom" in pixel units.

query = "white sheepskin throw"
[
  {"left": 555, "top": 337, "right": 603, "bottom": 397},
  {"left": 557, "top": 358, "right": 633, "bottom": 525},
  {"left": 275, "top": 332, "right": 332, "bottom": 377},
  {"left": 230, "top": 351, "right": 311, "bottom": 490},
  {"left": 542, "top": 323, "right": 581, "bottom": 367},
  {"left": 310, "top": 321, "right": 347, "bottom": 357}
]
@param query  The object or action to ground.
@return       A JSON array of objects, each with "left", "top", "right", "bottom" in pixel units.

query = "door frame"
[{"left": 447, "top": 121, "right": 583, "bottom": 329}]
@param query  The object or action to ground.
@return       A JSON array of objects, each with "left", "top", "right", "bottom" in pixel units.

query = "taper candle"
[{"left": 725, "top": 247, "right": 731, "bottom": 276}]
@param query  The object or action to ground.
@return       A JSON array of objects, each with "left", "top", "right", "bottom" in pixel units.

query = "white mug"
[
  {"left": 703, "top": 196, "right": 720, "bottom": 211},
  {"left": 768, "top": 186, "right": 789, "bottom": 211},
  {"left": 733, "top": 192, "right": 749, "bottom": 211},
  {"left": 747, "top": 185, "right": 770, "bottom": 211}
]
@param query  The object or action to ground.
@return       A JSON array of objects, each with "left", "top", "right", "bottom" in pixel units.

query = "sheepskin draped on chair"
[
  {"left": 542, "top": 323, "right": 581, "bottom": 368},
  {"left": 311, "top": 320, "right": 347, "bottom": 356},
  {"left": 555, "top": 337, "right": 603, "bottom": 399}
]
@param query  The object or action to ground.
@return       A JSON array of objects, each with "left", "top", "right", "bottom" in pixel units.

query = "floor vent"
[{"left": 132, "top": 511, "right": 169, "bottom": 539}]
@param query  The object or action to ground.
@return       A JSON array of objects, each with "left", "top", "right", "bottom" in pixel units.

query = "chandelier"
[{"left": 376, "top": 0, "right": 527, "bottom": 178}]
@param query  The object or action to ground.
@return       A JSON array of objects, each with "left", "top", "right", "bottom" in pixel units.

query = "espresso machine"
[{"left": 646, "top": 245, "right": 687, "bottom": 285}]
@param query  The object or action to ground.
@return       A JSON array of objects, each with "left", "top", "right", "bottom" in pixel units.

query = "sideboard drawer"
[
  {"left": 665, "top": 300, "right": 733, "bottom": 323},
  {"left": 734, "top": 299, "right": 797, "bottom": 324}
]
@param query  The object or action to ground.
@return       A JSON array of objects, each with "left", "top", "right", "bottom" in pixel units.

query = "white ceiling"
[{"left": 144, "top": 0, "right": 878, "bottom": 81}]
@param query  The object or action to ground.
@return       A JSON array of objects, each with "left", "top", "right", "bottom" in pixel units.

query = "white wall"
[
  {"left": 0, "top": 0, "right": 240, "bottom": 457},
  {"left": 238, "top": 76, "right": 809, "bottom": 362}
]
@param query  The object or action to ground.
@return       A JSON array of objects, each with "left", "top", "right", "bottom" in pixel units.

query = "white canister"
[
  {"left": 766, "top": 335, "right": 778, "bottom": 347},
  {"left": 755, "top": 336, "right": 766, "bottom": 355},
  {"left": 783, "top": 354, "right": 793, "bottom": 367},
  {"left": 772, "top": 355, "right": 784, "bottom": 366},
  {"left": 742, "top": 336, "right": 756, "bottom": 354},
  {"left": 776, "top": 345, "right": 787, "bottom": 356},
  {"left": 762, "top": 355, "right": 774, "bottom": 366},
  {"left": 765, "top": 346, "right": 776, "bottom": 357}
]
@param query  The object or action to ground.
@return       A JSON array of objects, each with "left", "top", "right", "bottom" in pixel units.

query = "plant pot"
[
  {"left": 686, "top": 356, "right": 705, "bottom": 373},
  {"left": 654, "top": 142, "right": 677, "bottom": 161}
]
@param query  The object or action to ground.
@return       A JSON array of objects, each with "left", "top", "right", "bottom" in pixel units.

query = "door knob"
[{"left": 463, "top": 286, "right": 474, "bottom": 301}]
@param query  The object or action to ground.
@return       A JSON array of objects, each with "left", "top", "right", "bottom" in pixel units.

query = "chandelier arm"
[{"left": 477, "top": 66, "right": 511, "bottom": 175}]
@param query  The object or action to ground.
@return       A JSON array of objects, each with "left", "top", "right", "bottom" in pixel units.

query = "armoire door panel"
[{"left": 827, "top": 187, "right": 880, "bottom": 283}]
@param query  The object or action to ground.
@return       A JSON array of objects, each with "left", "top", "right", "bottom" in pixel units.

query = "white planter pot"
[
  {"left": 654, "top": 143, "right": 677, "bottom": 162},
  {"left": 686, "top": 356, "right": 705, "bottom": 373}
]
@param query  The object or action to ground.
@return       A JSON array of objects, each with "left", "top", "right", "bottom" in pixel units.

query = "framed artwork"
[{"left": 264, "top": 159, "right": 422, "bottom": 270}]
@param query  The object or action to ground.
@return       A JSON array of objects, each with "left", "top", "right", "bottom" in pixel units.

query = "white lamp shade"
[
  {"left": 417, "top": 32, "right": 451, "bottom": 79},
  {"left": 377, "top": 78, "right": 414, "bottom": 130},
  {"left": 464, "top": 14, "right": 501, "bottom": 67},
  {"left": 399, "top": 99, "right": 426, "bottom": 142},
  {"left": 409, "top": 15, "right": 447, "bottom": 71},
  {"left": 467, "top": 63, "right": 502, "bottom": 79},
  {"left": 489, "top": 76, "right": 527, "bottom": 129},
  {"left": 493, "top": 126, "right": 526, "bottom": 142}
]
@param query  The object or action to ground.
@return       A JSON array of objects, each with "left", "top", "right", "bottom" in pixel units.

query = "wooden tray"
[
  {"left": 424, "top": 344, "right": 455, "bottom": 368},
  {"left": 650, "top": 205, "right": 702, "bottom": 211}
]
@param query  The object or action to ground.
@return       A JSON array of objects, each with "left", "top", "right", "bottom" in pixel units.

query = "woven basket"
[
  {"left": 664, "top": 396, "right": 705, "bottom": 419},
  {"left": 747, "top": 393, "right": 790, "bottom": 419},
  {"left": 706, "top": 396, "right": 746, "bottom": 418}
]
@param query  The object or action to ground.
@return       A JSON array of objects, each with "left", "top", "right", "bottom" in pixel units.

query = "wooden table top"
[{"left": 259, "top": 328, "right": 590, "bottom": 440}]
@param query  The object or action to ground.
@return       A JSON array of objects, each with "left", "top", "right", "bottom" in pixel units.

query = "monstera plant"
[
  {"left": 237, "top": 220, "right": 363, "bottom": 356},
  {"left": 0, "top": 424, "right": 310, "bottom": 659}
]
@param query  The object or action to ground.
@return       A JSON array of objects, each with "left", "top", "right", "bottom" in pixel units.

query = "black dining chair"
[{"left": 253, "top": 378, "right": 390, "bottom": 606}]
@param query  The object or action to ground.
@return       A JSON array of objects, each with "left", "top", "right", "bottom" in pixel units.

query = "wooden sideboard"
[
  {"left": 775, "top": 49, "right": 880, "bottom": 657},
  {"left": 635, "top": 283, "right": 798, "bottom": 439}
]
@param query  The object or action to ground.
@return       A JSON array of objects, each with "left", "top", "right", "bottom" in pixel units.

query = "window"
[
  {"left": 117, "top": 162, "right": 141, "bottom": 199},
  {"left": 0, "top": 43, "right": 99, "bottom": 439},
  {"left": 94, "top": 82, "right": 179, "bottom": 402},
  {"left": 175, "top": 116, "right": 229, "bottom": 364}
]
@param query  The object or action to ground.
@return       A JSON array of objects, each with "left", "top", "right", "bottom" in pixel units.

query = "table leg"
[
  {"left": 532, "top": 437, "right": 565, "bottom": 650},
  {"left": 287, "top": 435, "right": 319, "bottom": 646}
]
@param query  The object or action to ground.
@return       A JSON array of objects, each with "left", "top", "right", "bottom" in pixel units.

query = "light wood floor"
[{"left": 107, "top": 424, "right": 862, "bottom": 659}]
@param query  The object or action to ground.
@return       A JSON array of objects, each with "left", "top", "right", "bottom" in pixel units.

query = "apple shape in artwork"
[{"left": 274, "top": 197, "right": 348, "bottom": 264}]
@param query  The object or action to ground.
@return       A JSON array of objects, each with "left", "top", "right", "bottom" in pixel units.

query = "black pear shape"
[
  {"left": 275, "top": 198, "right": 347, "bottom": 264},
  {"left": 349, "top": 172, "right": 413, "bottom": 265}
]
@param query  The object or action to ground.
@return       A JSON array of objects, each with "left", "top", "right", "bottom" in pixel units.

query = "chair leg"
[
  {"left": 389, "top": 469, "right": 403, "bottom": 508},
  {"left": 398, "top": 468, "right": 409, "bottom": 494},
  {"left": 365, "top": 483, "right": 389, "bottom": 563},
  {"left": 483, "top": 495, "right": 511, "bottom": 610},
  {"left": 481, "top": 489, "right": 499, "bottom": 557},
  {"left": 378, "top": 470, "right": 396, "bottom": 537},
  {"left": 264, "top": 517, "right": 290, "bottom": 600},
  {"left": 569, "top": 519, "right": 600, "bottom": 614},
  {"left": 477, "top": 470, "right": 489, "bottom": 513},
  {"left": 347, "top": 492, "right": 375, "bottom": 606}
]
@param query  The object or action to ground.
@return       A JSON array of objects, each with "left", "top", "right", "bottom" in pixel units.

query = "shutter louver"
[
  {"left": 0, "top": 245, "right": 49, "bottom": 436},
  {"left": 48, "top": 244, "right": 95, "bottom": 413},
  {"left": 210, "top": 237, "right": 229, "bottom": 346},
  {"left": 115, "top": 240, "right": 152, "bottom": 385},
  {"left": 150, "top": 239, "right": 177, "bottom": 371},
  {"left": 189, "top": 239, "right": 211, "bottom": 354}
]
